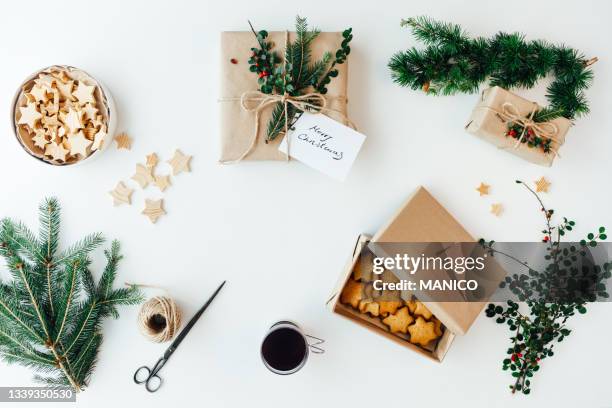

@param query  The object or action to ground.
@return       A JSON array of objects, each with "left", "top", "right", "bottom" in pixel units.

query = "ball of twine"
[{"left": 138, "top": 296, "right": 182, "bottom": 343}]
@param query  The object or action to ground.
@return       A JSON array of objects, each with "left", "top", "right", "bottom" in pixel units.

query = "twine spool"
[{"left": 137, "top": 295, "right": 182, "bottom": 343}]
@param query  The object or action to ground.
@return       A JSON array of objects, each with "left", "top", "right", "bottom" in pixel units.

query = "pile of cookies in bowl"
[{"left": 11, "top": 65, "right": 115, "bottom": 166}]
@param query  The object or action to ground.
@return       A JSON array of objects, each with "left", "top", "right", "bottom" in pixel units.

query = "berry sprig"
[
  {"left": 506, "top": 123, "right": 554, "bottom": 154},
  {"left": 480, "top": 180, "right": 610, "bottom": 395}
]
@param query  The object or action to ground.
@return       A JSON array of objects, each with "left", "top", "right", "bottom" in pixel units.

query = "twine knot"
[{"left": 497, "top": 102, "right": 559, "bottom": 151}]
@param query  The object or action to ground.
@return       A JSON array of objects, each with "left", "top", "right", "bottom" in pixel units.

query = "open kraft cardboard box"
[{"left": 327, "top": 186, "right": 489, "bottom": 362}]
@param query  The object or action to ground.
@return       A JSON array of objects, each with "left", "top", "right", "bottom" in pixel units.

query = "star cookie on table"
[
  {"left": 114, "top": 132, "right": 132, "bottom": 150},
  {"left": 167, "top": 149, "right": 191, "bottom": 175},
  {"left": 109, "top": 181, "right": 133, "bottom": 206},
  {"left": 67, "top": 131, "right": 92, "bottom": 157},
  {"left": 490, "top": 203, "right": 503, "bottom": 217},
  {"left": 17, "top": 102, "right": 43, "bottom": 128},
  {"left": 154, "top": 175, "right": 171, "bottom": 192},
  {"left": 142, "top": 199, "right": 166, "bottom": 223},
  {"left": 72, "top": 82, "right": 96, "bottom": 105},
  {"left": 382, "top": 307, "right": 414, "bottom": 334},
  {"left": 408, "top": 316, "right": 438, "bottom": 346},
  {"left": 131, "top": 163, "right": 154, "bottom": 188},
  {"left": 146, "top": 153, "right": 158, "bottom": 168},
  {"left": 535, "top": 177, "right": 551, "bottom": 193},
  {"left": 476, "top": 182, "right": 490, "bottom": 196},
  {"left": 44, "top": 142, "right": 69, "bottom": 162}
]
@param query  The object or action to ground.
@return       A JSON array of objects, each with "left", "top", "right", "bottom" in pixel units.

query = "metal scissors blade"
[
  {"left": 163, "top": 280, "right": 226, "bottom": 359},
  {"left": 133, "top": 281, "right": 226, "bottom": 392}
]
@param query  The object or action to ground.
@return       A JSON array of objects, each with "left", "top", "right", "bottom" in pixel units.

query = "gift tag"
[{"left": 279, "top": 112, "right": 365, "bottom": 181}]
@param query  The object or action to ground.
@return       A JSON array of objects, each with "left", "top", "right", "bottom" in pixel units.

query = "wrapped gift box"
[
  {"left": 328, "top": 187, "right": 497, "bottom": 362},
  {"left": 465, "top": 86, "right": 572, "bottom": 167},
  {"left": 219, "top": 31, "right": 349, "bottom": 163}
]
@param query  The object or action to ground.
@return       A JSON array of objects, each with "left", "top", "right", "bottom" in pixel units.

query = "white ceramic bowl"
[{"left": 11, "top": 65, "right": 117, "bottom": 166}]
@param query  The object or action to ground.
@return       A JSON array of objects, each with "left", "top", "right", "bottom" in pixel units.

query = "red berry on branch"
[
  {"left": 543, "top": 236, "right": 549, "bottom": 242},
  {"left": 258, "top": 72, "right": 265, "bottom": 78},
  {"left": 511, "top": 354, "right": 516, "bottom": 362}
]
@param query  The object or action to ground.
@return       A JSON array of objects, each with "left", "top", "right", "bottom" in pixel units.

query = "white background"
[{"left": 0, "top": 1, "right": 611, "bottom": 407}]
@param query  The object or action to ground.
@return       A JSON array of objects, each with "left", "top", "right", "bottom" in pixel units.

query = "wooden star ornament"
[
  {"left": 142, "top": 199, "right": 166, "bottom": 223},
  {"left": 131, "top": 163, "right": 154, "bottom": 188},
  {"left": 17, "top": 102, "right": 43, "bottom": 128},
  {"left": 114, "top": 132, "right": 132, "bottom": 150},
  {"left": 154, "top": 175, "right": 171, "bottom": 192},
  {"left": 490, "top": 203, "right": 504, "bottom": 217},
  {"left": 167, "top": 149, "right": 192, "bottom": 175},
  {"left": 109, "top": 182, "right": 133, "bottom": 206},
  {"left": 68, "top": 131, "right": 92, "bottom": 157},
  {"left": 72, "top": 82, "right": 96, "bottom": 105},
  {"left": 146, "top": 153, "right": 158, "bottom": 168},
  {"left": 476, "top": 182, "right": 490, "bottom": 196},
  {"left": 535, "top": 177, "right": 551, "bottom": 193}
]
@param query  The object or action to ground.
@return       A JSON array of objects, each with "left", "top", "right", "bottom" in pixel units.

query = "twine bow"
[
  {"left": 219, "top": 31, "right": 353, "bottom": 164},
  {"left": 495, "top": 102, "right": 560, "bottom": 154}
]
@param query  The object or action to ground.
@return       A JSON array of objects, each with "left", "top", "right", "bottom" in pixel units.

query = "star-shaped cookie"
[
  {"left": 18, "top": 102, "right": 43, "bottom": 128},
  {"left": 408, "top": 316, "right": 438, "bottom": 346},
  {"left": 72, "top": 82, "right": 96, "bottom": 105},
  {"left": 382, "top": 307, "right": 414, "bottom": 334},
  {"left": 45, "top": 142, "right": 69, "bottom": 162},
  {"left": 167, "top": 149, "right": 191, "bottom": 175},
  {"left": 142, "top": 199, "right": 166, "bottom": 223},
  {"left": 68, "top": 131, "right": 92, "bottom": 157},
  {"left": 535, "top": 177, "right": 551, "bottom": 193},
  {"left": 340, "top": 279, "right": 362, "bottom": 309},
  {"left": 109, "top": 182, "right": 133, "bottom": 206}
]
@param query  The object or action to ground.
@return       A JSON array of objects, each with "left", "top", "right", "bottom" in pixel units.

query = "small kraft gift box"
[
  {"left": 465, "top": 86, "right": 572, "bottom": 167},
  {"left": 218, "top": 25, "right": 350, "bottom": 163},
  {"left": 328, "top": 187, "right": 493, "bottom": 362}
]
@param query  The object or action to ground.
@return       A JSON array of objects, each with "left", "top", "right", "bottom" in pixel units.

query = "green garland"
[
  {"left": 389, "top": 17, "right": 596, "bottom": 122},
  {"left": 248, "top": 16, "right": 352, "bottom": 141}
]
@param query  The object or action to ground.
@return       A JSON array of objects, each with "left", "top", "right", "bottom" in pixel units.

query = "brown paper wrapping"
[
  {"left": 371, "top": 186, "right": 487, "bottom": 336},
  {"left": 465, "top": 86, "right": 572, "bottom": 167},
  {"left": 219, "top": 31, "right": 349, "bottom": 162}
]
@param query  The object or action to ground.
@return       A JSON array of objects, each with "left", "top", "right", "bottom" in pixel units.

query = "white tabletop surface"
[{"left": 0, "top": 0, "right": 611, "bottom": 407}]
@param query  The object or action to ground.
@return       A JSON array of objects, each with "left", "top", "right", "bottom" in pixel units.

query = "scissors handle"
[{"left": 133, "top": 357, "right": 166, "bottom": 392}]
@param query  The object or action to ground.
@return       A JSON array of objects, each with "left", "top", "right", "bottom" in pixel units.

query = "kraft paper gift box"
[
  {"left": 328, "top": 187, "right": 492, "bottom": 362},
  {"left": 219, "top": 31, "right": 349, "bottom": 163},
  {"left": 465, "top": 86, "right": 572, "bottom": 167}
]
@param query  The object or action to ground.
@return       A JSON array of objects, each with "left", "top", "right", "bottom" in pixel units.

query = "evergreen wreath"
[
  {"left": 248, "top": 16, "right": 352, "bottom": 141},
  {"left": 0, "top": 198, "right": 142, "bottom": 391},
  {"left": 480, "top": 181, "right": 610, "bottom": 395},
  {"left": 389, "top": 17, "right": 596, "bottom": 123}
]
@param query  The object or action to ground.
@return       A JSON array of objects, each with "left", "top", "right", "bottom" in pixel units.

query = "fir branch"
[
  {"left": 390, "top": 16, "right": 595, "bottom": 120},
  {"left": 54, "top": 233, "right": 104, "bottom": 267}
]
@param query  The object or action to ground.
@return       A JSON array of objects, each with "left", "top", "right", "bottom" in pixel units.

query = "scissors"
[{"left": 133, "top": 281, "right": 226, "bottom": 392}]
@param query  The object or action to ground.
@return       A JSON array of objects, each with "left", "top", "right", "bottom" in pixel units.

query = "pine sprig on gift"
[
  {"left": 0, "top": 198, "right": 142, "bottom": 392},
  {"left": 247, "top": 16, "right": 352, "bottom": 141},
  {"left": 479, "top": 181, "right": 610, "bottom": 395},
  {"left": 389, "top": 16, "right": 596, "bottom": 121}
]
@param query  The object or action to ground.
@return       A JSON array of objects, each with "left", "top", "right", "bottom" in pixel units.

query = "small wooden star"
[
  {"left": 167, "top": 149, "right": 191, "bottom": 175},
  {"left": 114, "top": 132, "right": 132, "bottom": 150},
  {"left": 535, "top": 177, "right": 551, "bottom": 193},
  {"left": 82, "top": 103, "right": 98, "bottom": 120},
  {"left": 109, "top": 181, "right": 133, "bottom": 206},
  {"left": 131, "top": 163, "right": 154, "bottom": 188},
  {"left": 490, "top": 203, "right": 504, "bottom": 217},
  {"left": 72, "top": 82, "right": 96, "bottom": 105},
  {"left": 154, "top": 175, "right": 171, "bottom": 192},
  {"left": 55, "top": 80, "right": 75, "bottom": 101},
  {"left": 32, "top": 130, "right": 49, "bottom": 149},
  {"left": 142, "top": 199, "right": 166, "bottom": 223},
  {"left": 476, "top": 182, "right": 490, "bottom": 196},
  {"left": 146, "top": 153, "right": 158, "bottom": 168},
  {"left": 17, "top": 102, "right": 43, "bottom": 128}
]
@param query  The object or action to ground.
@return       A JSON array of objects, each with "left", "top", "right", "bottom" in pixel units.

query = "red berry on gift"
[
  {"left": 536, "top": 357, "right": 541, "bottom": 362},
  {"left": 508, "top": 129, "right": 516, "bottom": 137},
  {"left": 511, "top": 354, "right": 516, "bottom": 362},
  {"left": 528, "top": 128, "right": 534, "bottom": 136},
  {"left": 258, "top": 72, "right": 265, "bottom": 78},
  {"left": 518, "top": 353, "right": 523, "bottom": 358}
]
